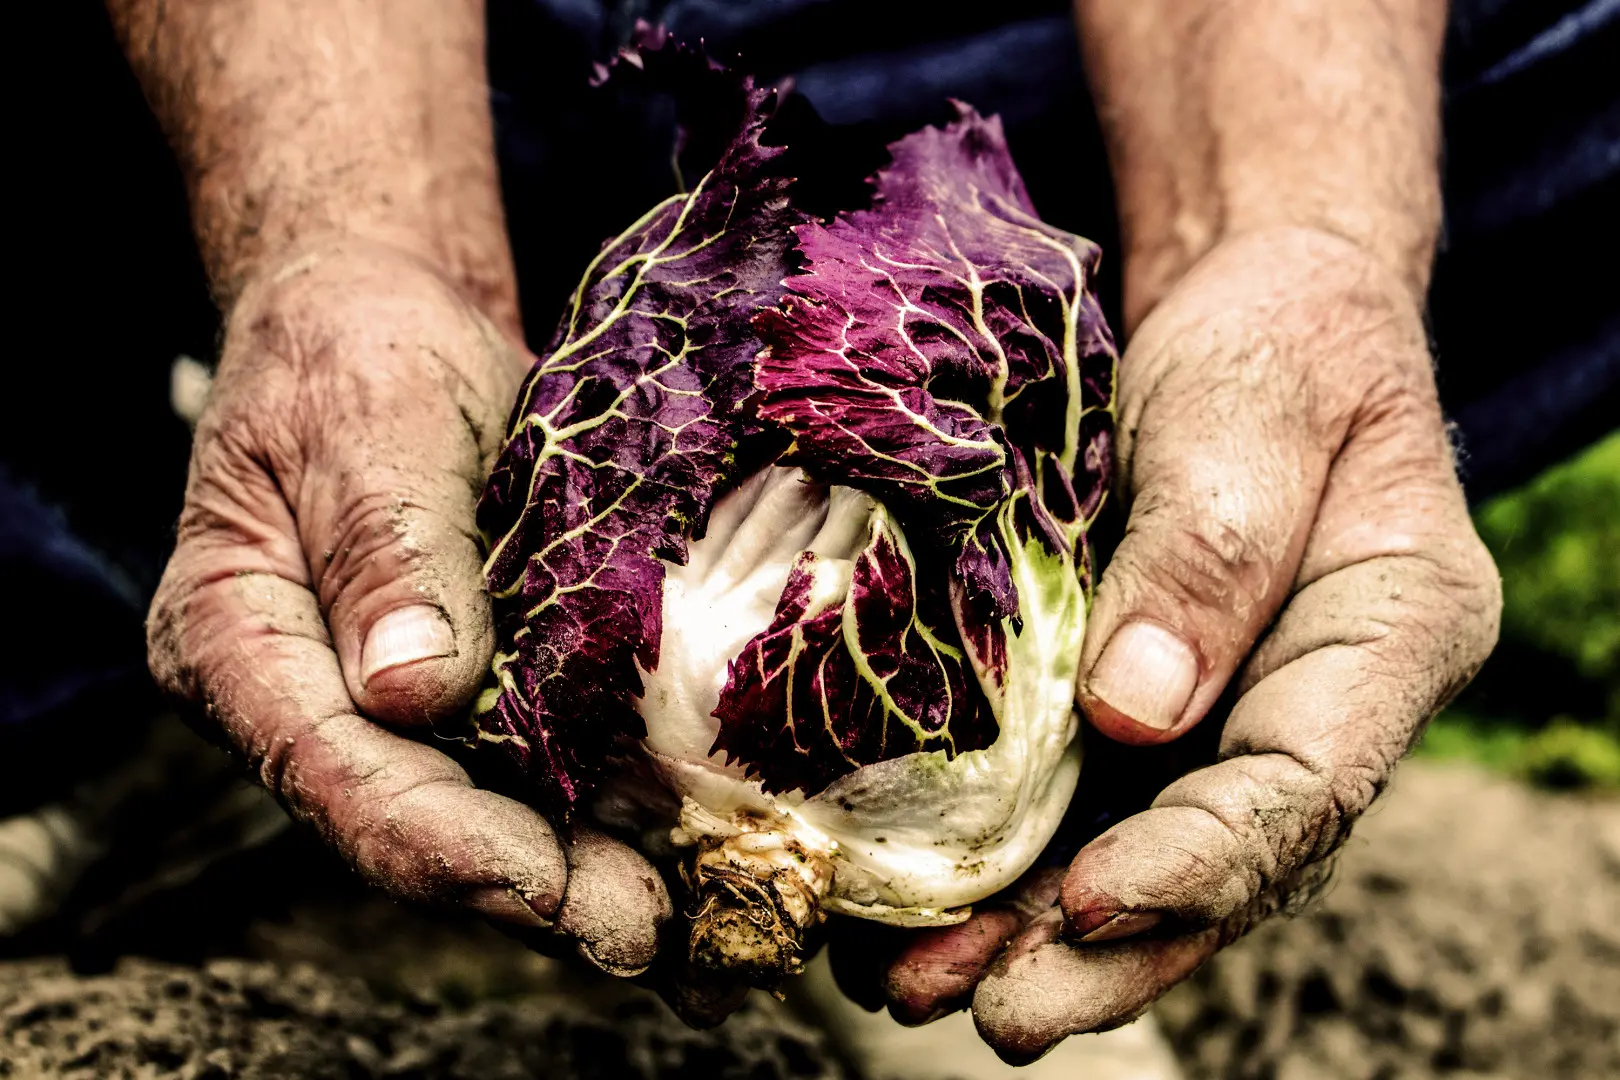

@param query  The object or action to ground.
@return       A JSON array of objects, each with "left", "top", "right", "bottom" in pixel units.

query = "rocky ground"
[{"left": 2, "top": 760, "right": 1616, "bottom": 1079}]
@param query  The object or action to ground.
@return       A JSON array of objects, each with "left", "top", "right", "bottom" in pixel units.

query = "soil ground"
[
  {"left": 1156, "top": 761, "right": 1620, "bottom": 1080},
  {"left": 2, "top": 760, "right": 1616, "bottom": 1079}
]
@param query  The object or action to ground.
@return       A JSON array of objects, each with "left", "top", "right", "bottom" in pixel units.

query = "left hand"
[{"left": 829, "top": 226, "right": 1502, "bottom": 1062}]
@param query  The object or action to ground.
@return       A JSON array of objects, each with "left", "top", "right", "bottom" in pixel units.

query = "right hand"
[
  {"left": 147, "top": 239, "right": 672, "bottom": 975},
  {"left": 829, "top": 228, "right": 1502, "bottom": 1059}
]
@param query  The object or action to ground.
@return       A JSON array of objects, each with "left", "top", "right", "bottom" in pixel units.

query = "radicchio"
[{"left": 476, "top": 48, "right": 1116, "bottom": 820}]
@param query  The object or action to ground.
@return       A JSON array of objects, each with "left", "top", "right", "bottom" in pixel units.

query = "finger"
[
  {"left": 825, "top": 917, "right": 905, "bottom": 1013},
  {"left": 880, "top": 868, "right": 1063, "bottom": 1025},
  {"left": 224, "top": 254, "right": 523, "bottom": 726},
  {"left": 647, "top": 957, "right": 753, "bottom": 1030},
  {"left": 147, "top": 511, "right": 566, "bottom": 930},
  {"left": 556, "top": 826, "right": 673, "bottom": 977},
  {"left": 1062, "top": 398, "right": 1499, "bottom": 940},
  {"left": 1079, "top": 233, "right": 1403, "bottom": 743},
  {"left": 971, "top": 909, "right": 1218, "bottom": 1065},
  {"left": 886, "top": 910, "right": 1033, "bottom": 1025},
  {"left": 1063, "top": 570, "right": 1494, "bottom": 938}
]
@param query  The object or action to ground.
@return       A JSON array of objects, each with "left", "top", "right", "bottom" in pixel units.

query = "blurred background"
[
  {"left": 1422, "top": 433, "right": 1620, "bottom": 790},
  {"left": 3, "top": 1, "right": 1615, "bottom": 1078}
]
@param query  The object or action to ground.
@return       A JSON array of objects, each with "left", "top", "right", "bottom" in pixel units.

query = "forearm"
[
  {"left": 1075, "top": 0, "right": 1447, "bottom": 330},
  {"left": 108, "top": 0, "right": 519, "bottom": 331}
]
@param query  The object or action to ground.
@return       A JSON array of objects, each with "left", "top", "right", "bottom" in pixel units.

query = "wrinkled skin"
[
  {"left": 146, "top": 240, "right": 673, "bottom": 976},
  {"left": 829, "top": 227, "right": 1503, "bottom": 1062}
]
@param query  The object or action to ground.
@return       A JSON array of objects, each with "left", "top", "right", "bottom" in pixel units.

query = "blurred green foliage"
[
  {"left": 1417, "top": 432, "right": 1620, "bottom": 789},
  {"left": 1421, "top": 714, "right": 1620, "bottom": 790},
  {"left": 1475, "top": 433, "right": 1620, "bottom": 685}
]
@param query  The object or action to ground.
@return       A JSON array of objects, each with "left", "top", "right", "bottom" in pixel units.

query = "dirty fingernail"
[
  {"left": 1077, "top": 910, "right": 1163, "bottom": 943},
  {"left": 466, "top": 886, "right": 552, "bottom": 930},
  {"left": 1085, "top": 621, "right": 1198, "bottom": 730},
  {"left": 361, "top": 605, "right": 455, "bottom": 686},
  {"left": 577, "top": 939, "right": 654, "bottom": 979}
]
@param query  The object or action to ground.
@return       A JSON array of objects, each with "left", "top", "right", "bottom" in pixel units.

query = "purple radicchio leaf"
[
  {"left": 754, "top": 102, "right": 1117, "bottom": 627},
  {"left": 473, "top": 42, "right": 806, "bottom": 815},
  {"left": 711, "top": 504, "right": 995, "bottom": 796},
  {"left": 718, "top": 103, "right": 1119, "bottom": 793}
]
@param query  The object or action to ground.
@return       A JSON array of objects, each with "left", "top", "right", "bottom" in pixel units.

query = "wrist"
[
  {"left": 1077, "top": 0, "right": 1447, "bottom": 334},
  {"left": 224, "top": 231, "right": 528, "bottom": 379},
  {"left": 192, "top": 147, "right": 519, "bottom": 338},
  {"left": 1138, "top": 225, "right": 1425, "bottom": 331},
  {"left": 112, "top": 0, "right": 519, "bottom": 336},
  {"left": 1121, "top": 203, "right": 1438, "bottom": 336}
]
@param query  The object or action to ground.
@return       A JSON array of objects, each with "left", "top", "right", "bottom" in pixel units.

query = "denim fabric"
[{"left": 2, "top": 1, "right": 204, "bottom": 800}]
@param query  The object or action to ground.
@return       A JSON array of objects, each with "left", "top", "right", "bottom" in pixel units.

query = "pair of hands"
[{"left": 148, "top": 227, "right": 1499, "bottom": 1060}]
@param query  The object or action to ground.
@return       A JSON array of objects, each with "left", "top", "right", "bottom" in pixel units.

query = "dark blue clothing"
[
  {"left": 1433, "top": 0, "right": 1620, "bottom": 492},
  {"left": 0, "top": 472, "right": 153, "bottom": 813},
  {"left": 0, "top": 471, "right": 144, "bottom": 724},
  {"left": 3, "top": 0, "right": 1614, "bottom": 800}
]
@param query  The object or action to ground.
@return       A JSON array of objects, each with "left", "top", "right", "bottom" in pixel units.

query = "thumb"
[
  {"left": 1079, "top": 307, "right": 1334, "bottom": 745},
  {"left": 283, "top": 278, "right": 521, "bottom": 726},
  {"left": 318, "top": 451, "right": 490, "bottom": 727}
]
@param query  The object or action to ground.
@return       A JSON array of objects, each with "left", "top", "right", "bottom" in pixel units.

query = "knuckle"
[
  {"left": 1161, "top": 753, "right": 1352, "bottom": 916},
  {"left": 252, "top": 714, "right": 462, "bottom": 896},
  {"left": 253, "top": 717, "right": 312, "bottom": 820},
  {"left": 1324, "top": 756, "right": 1391, "bottom": 826},
  {"left": 1180, "top": 520, "right": 1270, "bottom": 605},
  {"left": 341, "top": 777, "right": 449, "bottom": 895},
  {"left": 316, "top": 488, "right": 426, "bottom": 610},
  {"left": 1218, "top": 852, "right": 1340, "bottom": 948},
  {"left": 145, "top": 575, "right": 195, "bottom": 702},
  {"left": 1448, "top": 533, "right": 1504, "bottom": 651},
  {"left": 1268, "top": 751, "right": 1363, "bottom": 857},
  {"left": 249, "top": 707, "right": 355, "bottom": 827},
  {"left": 1298, "top": 521, "right": 1501, "bottom": 724},
  {"left": 1372, "top": 533, "right": 1502, "bottom": 697},
  {"left": 1124, "top": 495, "right": 1276, "bottom": 616}
]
